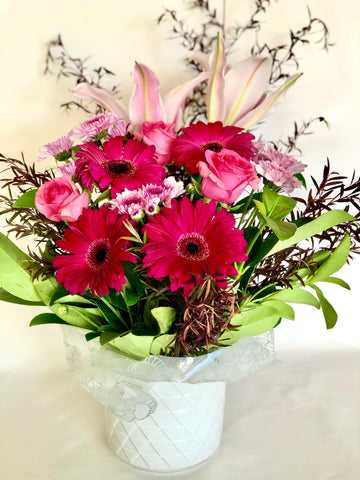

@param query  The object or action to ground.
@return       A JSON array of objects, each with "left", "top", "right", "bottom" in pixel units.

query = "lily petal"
[
  {"left": 233, "top": 73, "right": 303, "bottom": 129},
  {"left": 129, "top": 62, "right": 166, "bottom": 127},
  {"left": 164, "top": 72, "right": 209, "bottom": 127},
  {"left": 207, "top": 34, "right": 227, "bottom": 122},
  {"left": 186, "top": 50, "right": 210, "bottom": 71},
  {"left": 74, "top": 83, "right": 129, "bottom": 119},
  {"left": 223, "top": 57, "right": 272, "bottom": 126}
]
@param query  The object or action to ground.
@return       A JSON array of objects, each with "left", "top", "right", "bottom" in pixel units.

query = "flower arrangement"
[{"left": 1, "top": 27, "right": 359, "bottom": 360}]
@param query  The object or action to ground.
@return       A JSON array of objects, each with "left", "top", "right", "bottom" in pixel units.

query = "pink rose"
[
  {"left": 141, "top": 121, "right": 177, "bottom": 165},
  {"left": 35, "top": 175, "right": 89, "bottom": 222},
  {"left": 198, "top": 149, "right": 260, "bottom": 203}
]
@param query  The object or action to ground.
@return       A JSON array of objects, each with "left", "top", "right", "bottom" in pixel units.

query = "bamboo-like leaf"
[
  {"left": 310, "top": 234, "right": 351, "bottom": 283},
  {"left": 310, "top": 284, "right": 338, "bottom": 329},
  {"left": 30, "top": 313, "right": 67, "bottom": 326},
  {"left": 270, "top": 287, "right": 320, "bottom": 308},
  {"left": 0, "top": 287, "right": 44, "bottom": 306},
  {"left": 266, "top": 210, "right": 355, "bottom": 257}
]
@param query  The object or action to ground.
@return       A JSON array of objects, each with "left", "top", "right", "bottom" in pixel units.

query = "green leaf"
[
  {"left": 261, "top": 299, "right": 295, "bottom": 320},
  {"left": 271, "top": 287, "right": 320, "bottom": 308},
  {"left": 122, "top": 287, "right": 139, "bottom": 306},
  {"left": 33, "top": 276, "right": 60, "bottom": 305},
  {"left": 49, "top": 303, "right": 103, "bottom": 330},
  {"left": 13, "top": 189, "right": 37, "bottom": 208},
  {"left": 123, "top": 262, "right": 145, "bottom": 295},
  {"left": 264, "top": 216, "right": 297, "bottom": 240},
  {"left": 310, "top": 234, "right": 351, "bottom": 283},
  {"left": 110, "top": 333, "right": 154, "bottom": 359},
  {"left": 310, "top": 284, "right": 338, "bottom": 329},
  {"left": 151, "top": 306, "right": 176, "bottom": 334},
  {"left": 219, "top": 304, "right": 281, "bottom": 345},
  {"left": 106, "top": 290, "right": 128, "bottom": 311},
  {"left": 54, "top": 294, "right": 97, "bottom": 307},
  {"left": 266, "top": 210, "right": 355, "bottom": 257},
  {"left": 0, "top": 232, "right": 42, "bottom": 301},
  {"left": 261, "top": 186, "right": 297, "bottom": 220},
  {"left": 150, "top": 334, "right": 176, "bottom": 355},
  {"left": 294, "top": 173, "right": 307, "bottom": 188},
  {"left": 100, "top": 331, "right": 122, "bottom": 345},
  {"left": 30, "top": 313, "right": 67, "bottom": 326},
  {"left": 0, "top": 287, "right": 44, "bottom": 306},
  {"left": 85, "top": 331, "right": 101, "bottom": 341},
  {"left": 131, "top": 321, "right": 157, "bottom": 336},
  {"left": 319, "top": 277, "right": 351, "bottom": 290}
]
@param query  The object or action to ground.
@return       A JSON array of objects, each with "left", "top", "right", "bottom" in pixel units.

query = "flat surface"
[{"left": 1, "top": 303, "right": 359, "bottom": 480}]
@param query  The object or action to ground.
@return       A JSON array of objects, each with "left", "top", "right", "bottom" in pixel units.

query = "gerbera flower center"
[
  {"left": 86, "top": 238, "right": 111, "bottom": 271},
  {"left": 176, "top": 233, "right": 210, "bottom": 261},
  {"left": 103, "top": 159, "right": 137, "bottom": 178},
  {"left": 201, "top": 141, "right": 225, "bottom": 153}
]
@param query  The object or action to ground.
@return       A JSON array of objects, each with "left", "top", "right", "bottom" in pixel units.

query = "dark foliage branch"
[
  {"left": 251, "top": 7, "right": 333, "bottom": 85},
  {"left": 0, "top": 154, "right": 64, "bottom": 277},
  {"left": 44, "top": 35, "right": 120, "bottom": 114},
  {"left": 276, "top": 117, "right": 329, "bottom": 155},
  {"left": 251, "top": 161, "right": 360, "bottom": 289}
]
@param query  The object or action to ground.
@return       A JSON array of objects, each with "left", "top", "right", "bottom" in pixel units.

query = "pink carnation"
[
  {"left": 71, "top": 113, "right": 127, "bottom": 142},
  {"left": 35, "top": 175, "right": 89, "bottom": 222},
  {"left": 38, "top": 134, "right": 73, "bottom": 162},
  {"left": 253, "top": 142, "right": 307, "bottom": 193}
]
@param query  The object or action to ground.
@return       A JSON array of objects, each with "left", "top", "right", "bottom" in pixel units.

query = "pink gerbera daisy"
[
  {"left": 53, "top": 206, "right": 136, "bottom": 296},
  {"left": 75, "top": 137, "right": 166, "bottom": 196},
  {"left": 141, "top": 197, "right": 248, "bottom": 296},
  {"left": 171, "top": 121, "right": 255, "bottom": 174}
]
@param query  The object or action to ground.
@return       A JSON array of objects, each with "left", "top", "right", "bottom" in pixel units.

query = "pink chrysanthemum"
[
  {"left": 58, "top": 160, "right": 76, "bottom": 177},
  {"left": 112, "top": 188, "right": 146, "bottom": 220},
  {"left": 105, "top": 122, "right": 131, "bottom": 140},
  {"left": 53, "top": 206, "right": 136, "bottom": 296},
  {"left": 38, "top": 134, "right": 73, "bottom": 161},
  {"left": 75, "top": 137, "right": 166, "bottom": 197},
  {"left": 171, "top": 121, "right": 255, "bottom": 174},
  {"left": 253, "top": 142, "right": 307, "bottom": 193},
  {"left": 71, "top": 113, "right": 127, "bottom": 142},
  {"left": 141, "top": 197, "right": 248, "bottom": 296}
]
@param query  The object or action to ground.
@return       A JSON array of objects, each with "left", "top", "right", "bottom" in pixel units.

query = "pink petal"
[
  {"left": 223, "top": 57, "right": 272, "bottom": 126},
  {"left": 129, "top": 62, "right": 166, "bottom": 128},
  {"left": 233, "top": 73, "right": 303, "bottom": 129},
  {"left": 186, "top": 50, "right": 210, "bottom": 71},
  {"left": 73, "top": 83, "right": 129, "bottom": 119},
  {"left": 163, "top": 72, "right": 209, "bottom": 127},
  {"left": 207, "top": 34, "right": 227, "bottom": 122}
]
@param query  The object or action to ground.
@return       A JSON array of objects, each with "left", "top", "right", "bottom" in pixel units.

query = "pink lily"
[
  {"left": 74, "top": 63, "right": 208, "bottom": 132},
  {"left": 188, "top": 34, "right": 302, "bottom": 129}
]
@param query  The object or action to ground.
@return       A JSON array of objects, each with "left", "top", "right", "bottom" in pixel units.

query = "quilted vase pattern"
[{"left": 104, "top": 380, "right": 226, "bottom": 472}]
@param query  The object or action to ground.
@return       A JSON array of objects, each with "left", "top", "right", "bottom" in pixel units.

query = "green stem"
[{"left": 238, "top": 191, "right": 254, "bottom": 227}]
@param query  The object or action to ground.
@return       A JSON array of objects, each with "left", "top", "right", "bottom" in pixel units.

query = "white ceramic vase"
[{"left": 103, "top": 380, "right": 226, "bottom": 472}]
